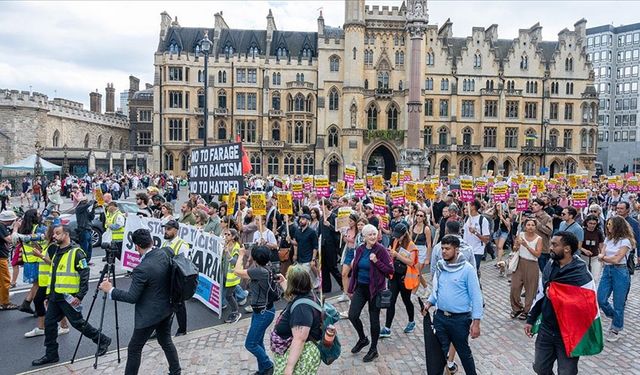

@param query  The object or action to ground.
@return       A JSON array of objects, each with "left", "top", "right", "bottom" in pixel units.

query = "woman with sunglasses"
[
  {"left": 597, "top": 216, "right": 633, "bottom": 342},
  {"left": 411, "top": 208, "right": 432, "bottom": 287},
  {"left": 581, "top": 214, "right": 604, "bottom": 282}
]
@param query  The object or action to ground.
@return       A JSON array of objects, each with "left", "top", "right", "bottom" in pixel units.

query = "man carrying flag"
[{"left": 525, "top": 231, "right": 603, "bottom": 375}]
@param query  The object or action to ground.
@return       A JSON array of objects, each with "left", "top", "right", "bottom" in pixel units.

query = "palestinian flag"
[{"left": 547, "top": 280, "right": 603, "bottom": 357}]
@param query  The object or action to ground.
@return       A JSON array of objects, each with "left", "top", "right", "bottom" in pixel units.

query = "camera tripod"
[{"left": 70, "top": 247, "right": 121, "bottom": 369}]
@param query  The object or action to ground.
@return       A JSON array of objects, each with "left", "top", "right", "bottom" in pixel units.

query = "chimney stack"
[
  {"left": 105, "top": 83, "right": 115, "bottom": 113},
  {"left": 89, "top": 90, "right": 102, "bottom": 113}
]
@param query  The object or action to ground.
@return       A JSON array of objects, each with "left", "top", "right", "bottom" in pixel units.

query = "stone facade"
[
  {"left": 153, "top": 1, "right": 598, "bottom": 179},
  {"left": 0, "top": 89, "right": 144, "bottom": 174}
]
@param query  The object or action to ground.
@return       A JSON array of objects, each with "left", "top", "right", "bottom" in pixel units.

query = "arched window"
[
  {"left": 52, "top": 130, "right": 60, "bottom": 147},
  {"left": 387, "top": 104, "right": 398, "bottom": 130},
  {"left": 197, "top": 89, "right": 205, "bottom": 108},
  {"left": 367, "top": 105, "right": 378, "bottom": 130},
  {"left": 485, "top": 80, "right": 494, "bottom": 90},
  {"left": 164, "top": 152, "right": 174, "bottom": 171},
  {"left": 284, "top": 153, "right": 295, "bottom": 175},
  {"left": 119, "top": 137, "right": 124, "bottom": 150},
  {"left": 588, "top": 129, "right": 596, "bottom": 153},
  {"left": 549, "top": 129, "right": 559, "bottom": 148},
  {"left": 224, "top": 43, "right": 234, "bottom": 59},
  {"left": 218, "top": 90, "right": 227, "bottom": 109},
  {"left": 426, "top": 51, "right": 434, "bottom": 65},
  {"left": 462, "top": 127, "right": 473, "bottom": 145},
  {"left": 108, "top": 136, "right": 113, "bottom": 150},
  {"left": 328, "top": 126, "right": 339, "bottom": 148},
  {"left": 305, "top": 123, "right": 312, "bottom": 144},
  {"left": 474, "top": 53, "right": 482, "bottom": 68},
  {"left": 294, "top": 121, "right": 304, "bottom": 143},
  {"left": 97, "top": 135, "right": 102, "bottom": 149},
  {"left": 272, "top": 91, "right": 281, "bottom": 110},
  {"left": 84, "top": 133, "right": 89, "bottom": 148},
  {"left": 250, "top": 154, "right": 262, "bottom": 175},
  {"left": 305, "top": 95, "right": 313, "bottom": 112},
  {"left": 272, "top": 72, "right": 277, "bottom": 85},
  {"left": 303, "top": 154, "right": 314, "bottom": 175},
  {"left": 566, "top": 159, "right": 577, "bottom": 174},
  {"left": 268, "top": 154, "right": 279, "bottom": 175},
  {"left": 287, "top": 123, "right": 292, "bottom": 143},
  {"left": 248, "top": 46, "right": 259, "bottom": 58},
  {"left": 522, "top": 158, "right": 536, "bottom": 176},
  {"left": 377, "top": 72, "right": 389, "bottom": 89},
  {"left": 563, "top": 129, "right": 573, "bottom": 151},
  {"left": 198, "top": 70, "right": 203, "bottom": 83},
  {"left": 296, "top": 155, "right": 303, "bottom": 175},
  {"left": 329, "top": 55, "right": 340, "bottom": 72},
  {"left": 440, "top": 78, "right": 449, "bottom": 91},
  {"left": 395, "top": 51, "right": 405, "bottom": 65},
  {"left": 294, "top": 94, "right": 305, "bottom": 111},
  {"left": 272, "top": 122, "right": 280, "bottom": 141},
  {"left": 520, "top": 55, "right": 528, "bottom": 70},
  {"left": 364, "top": 79, "right": 369, "bottom": 89},
  {"left": 565, "top": 57, "right": 573, "bottom": 71},
  {"left": 328, "top": 88, "right": 339, "bottom": 111},
  {"left": 180, "top": 152, "right": 189, "bottom": 171},
  {"left": 580, "top": 129, "right": 587, "bottom": 151},
  {"left": 218, "top": 121, "right": 226, "bottom": 140},
  {"left": 459, "top": 158, "right": 473, "bottom": 175},
  {"left": 438, "top": 127, "right": 448, "bottom": 145},
  {"left": 398, "top": 80, "right": 403, "bottom": 91},
  {"left": 525, "top": 128, "right": 537, "bottom": 147},
  {"left": 425, "top": 78, "right": 434, "bottom": 90}
]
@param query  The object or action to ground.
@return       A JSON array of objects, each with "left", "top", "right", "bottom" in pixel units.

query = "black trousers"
[
  {"left": 44, "top": 298, "right": 108, "bottom": 358},
  {"left": 175, "top": 302, "right": 187, "bottom": 333},
  {"left": 348, "top": 283, "right": 381, "bottom": 351},
  {"left": 385, "top": 273, "right": 414, "bottom": 328},
  {"left": 126, "top": 314, "right": 181, "bottom": 375},
  {"left": 34, "top": 286, "right": 48, "bottom": 317},
  {"left": 321, "top": 243, "right": 342, "bottom": 293}
]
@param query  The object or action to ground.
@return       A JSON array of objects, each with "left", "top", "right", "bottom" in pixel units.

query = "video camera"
[{"left": 100, "top": 241, "right": 122, "bottom": 264}]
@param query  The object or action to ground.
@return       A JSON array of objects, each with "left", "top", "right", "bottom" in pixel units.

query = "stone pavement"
[{"left": 22, "top": 260, "right": 640, "bottom": 375}]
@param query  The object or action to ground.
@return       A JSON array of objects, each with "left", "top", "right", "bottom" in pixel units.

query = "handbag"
[
  {"left": 270, "top": 310, "right": 293, "bottom": 355},
  {"left": 278, "top": 247, "right": 291, "bottom": 262},
  {"left": 375, "top": 289, "right": 392, "bottom": 309},
  {"left": 507, "top": 250, "right": 519, "bottom": 275}
]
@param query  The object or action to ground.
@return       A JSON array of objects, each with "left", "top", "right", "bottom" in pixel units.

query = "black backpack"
[{"left": 162, "top": 247, "right": 199, "bottom": 309}]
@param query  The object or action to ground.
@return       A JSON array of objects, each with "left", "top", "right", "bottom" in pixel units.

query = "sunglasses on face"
[{"left": 416, "top": 214, "right": 424, "bottom": 217}]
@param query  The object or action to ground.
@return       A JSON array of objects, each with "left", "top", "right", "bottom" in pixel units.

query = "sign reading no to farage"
[{"left": 189, "top": 143, "right": 244, "bottom": 195}]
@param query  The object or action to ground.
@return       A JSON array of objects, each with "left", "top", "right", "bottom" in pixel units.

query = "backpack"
[
  {"left": 162, "top": 247, "right": 199, "bottom": 310},
  {"left": 290, "top": 298, "right": 342, "bottom": 365}
]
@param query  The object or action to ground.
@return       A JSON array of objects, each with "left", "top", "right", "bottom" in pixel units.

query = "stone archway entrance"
[
  {"left": 503, "top": 160, "right": 512, "bottom": 176},
  {"left": 366, "top": 144, "right": 396, "bottom": 179},
  {"left": 329, "top": 160, "right": 340, "bottom": 182},
  {"left": 439, "top": 159, "right": 449, "bottom": 177},
  {"left": 549, "top": 160, "right": 561, "bottom": 177}
]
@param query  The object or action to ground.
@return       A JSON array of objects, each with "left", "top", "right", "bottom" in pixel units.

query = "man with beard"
[
  {"left": 291, "top": 213, "right": 319, "bottom": 289},
  {"left": 32, "top": 225, "right": 111, "bottom": 366},
  {"left": 161, "top": 220, "right": 190, "bottom": 336},
  {"left": 423, "top": 235, "right": 483, "bottom": 375}
]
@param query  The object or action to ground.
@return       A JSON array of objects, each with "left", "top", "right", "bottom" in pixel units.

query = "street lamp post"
[
  {"left": 62, "top": 144, "right": 69, "bottom": 175},
  {"left": 200, "top": 31, "right": 212, "bottom": 147}
]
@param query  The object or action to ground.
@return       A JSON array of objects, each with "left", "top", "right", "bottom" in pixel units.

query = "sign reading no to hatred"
[{"left": 189, "top": 143, "right": 244, "bottom": 195}]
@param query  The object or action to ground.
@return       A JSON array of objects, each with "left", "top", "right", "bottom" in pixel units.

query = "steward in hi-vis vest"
[{"left": 105, "top": 202, "right": 125, "bottom": 243}]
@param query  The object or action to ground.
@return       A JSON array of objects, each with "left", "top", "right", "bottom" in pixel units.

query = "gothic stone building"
[
  {"left": 153, "top": 0, "right": 598, "bottom": 179},
  {"left": 0, "top": 88, "right": 144, "bottom": 175}
]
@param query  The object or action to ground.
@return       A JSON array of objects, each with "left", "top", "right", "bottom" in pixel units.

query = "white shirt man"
[{"left": 462, "top": 200, "right": 491, "bottom": 271}]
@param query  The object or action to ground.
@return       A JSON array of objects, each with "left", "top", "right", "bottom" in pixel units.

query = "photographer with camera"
[
  {"left": 161, "top": 220, "right": 189, "bottom": 336},
  {"left": 32, "top": 225, "right": 111, "bottom": 367},
  {"left": 99, "top": 228, "right": 181, "bottom": 375},
  {"left": 76, "top": 196, "right": 96, "bottom": 263}
]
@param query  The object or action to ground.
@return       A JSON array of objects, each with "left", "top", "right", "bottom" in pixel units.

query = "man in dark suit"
[{"left": 99, "top": 229, "right": 181, "bottom": 375}]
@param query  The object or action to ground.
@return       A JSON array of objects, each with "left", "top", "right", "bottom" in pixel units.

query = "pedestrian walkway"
[{"left": 22, "top": 260, "right": 640, "bottom": 375}]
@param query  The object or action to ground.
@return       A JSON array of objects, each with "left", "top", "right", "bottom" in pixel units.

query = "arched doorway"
[
  {"left": 503, "top": 160, "right": 512, "bottom": 176},
  {"left": 329, "top": 160, "right": 340, "bottom": 182},
  {"left": 549, "top": 160, "right": 561, "bottom": 177},
  {"left": 366, "top": 144, "right": 396, "bottom": 179},
  {"left": 439, "top": 159, "right": 449, "bottom": 177},
  {"left": 487, "top": 160, "right": 496, "bottom": 175}
]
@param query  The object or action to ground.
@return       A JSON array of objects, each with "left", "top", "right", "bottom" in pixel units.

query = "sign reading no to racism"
[{"left": 189, "top": 143, "right": 244, "bottom": 195}]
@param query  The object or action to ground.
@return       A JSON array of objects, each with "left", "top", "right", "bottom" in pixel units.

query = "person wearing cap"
[
  {"left": 0, "top": 210, "right": 19, "bottom": 310},
  {"left": 380, "top": 222, "right": 419, "bottom": 338},
  {"left": 161, "top": 220, "right": 190, "bottom": 336},
  {"left": 99, "top": 228, "right": 181, "bottom": 375},
  {"left": 291, "top": 213, "right": 319, "bottom": 289}
]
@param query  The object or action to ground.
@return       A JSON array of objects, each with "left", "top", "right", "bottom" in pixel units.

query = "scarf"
[{"left": 432, "top": 253, "right": 468, "bottom": 302}]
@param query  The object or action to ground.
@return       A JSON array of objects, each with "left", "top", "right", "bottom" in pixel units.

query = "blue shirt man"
[
  {"left": 424, "top": 234, "right": 483, "bottom": 375},
  {"left": 558, "top": 206, "right": 584, "bottom": 247}
]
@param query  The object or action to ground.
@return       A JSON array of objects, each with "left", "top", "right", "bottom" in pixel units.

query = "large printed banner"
[
  {"left": 121, "top": 216, "right": 225, "bottom": 317},
  {"left": 189, "top": 143, "right": 244, "bottom": 195}
]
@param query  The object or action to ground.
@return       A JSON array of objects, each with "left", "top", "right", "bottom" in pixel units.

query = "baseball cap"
[
  {"left": 162, "top": 219, "right": 180, "bottom": 230},
  {"left": 392, "top": 223, "right": 409, "bottom": 239},
  {"left": 300, "top": 213, "right": 311, "bottom": 220}
]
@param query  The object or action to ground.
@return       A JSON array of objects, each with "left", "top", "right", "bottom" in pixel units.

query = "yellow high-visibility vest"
[
  {"left": 22, "top": 224, "right": 45, "bottom": 264},
  {"left": 37, "top": 243, "right": 52, "bottom": 287},
  {"left": 162, "top": 238, "right": 187, "bottom": 256},
  {"left": 47, "top": 247, "right": 85, "bottom": 295},
  {"left": 105, "top": 210, "right": 125, "bottom": 241},
  {"left": 225, "top": 243, "right": 241, "bottom": 288}
]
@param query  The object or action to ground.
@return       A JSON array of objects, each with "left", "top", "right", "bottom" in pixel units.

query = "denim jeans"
[
  {"left": 433, "top": 311, "right": 476, "bottom": 375},
  {"left": 79, "top": 229, "right": 93, "bottom": 261},
  {"left": 245, "top": 306, "right": 275, "bottom": 373},
  {"left": 532, "top": 324, "right": 578, "bottom": 375},
  {"left": 597, "top": 265, "right": 630, "bottom": 331}
]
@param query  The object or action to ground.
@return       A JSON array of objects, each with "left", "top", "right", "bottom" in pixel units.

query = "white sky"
[{"left": 1, "top": 1, "right": 639, "bottom": 108}]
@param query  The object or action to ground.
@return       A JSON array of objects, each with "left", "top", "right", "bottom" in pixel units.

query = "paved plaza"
[{"left": 22, "top": 259, "right": 640, "bottom": 375}]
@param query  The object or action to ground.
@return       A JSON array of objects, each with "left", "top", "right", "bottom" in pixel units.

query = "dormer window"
[
  {"left": 224, "top": 44, "right": 234, "bottom": 59},
  {"left": 169, "top": 42, "right": 179, "bottom": 54},
  {"left": 248, "top": 46, "right": 259, "bottom": 58}
]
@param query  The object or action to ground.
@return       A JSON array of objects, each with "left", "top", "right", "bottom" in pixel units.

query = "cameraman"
[
  {"left": 99, "top": 229, "right": 181, "bottom": 375},
  {"left": 75, "top": 197, "right": 96, "bottom": 263}
]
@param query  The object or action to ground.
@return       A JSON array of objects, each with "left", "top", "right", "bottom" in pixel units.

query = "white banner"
[{"left": 120, "top": 216, "right": 225, "bottom": 317}]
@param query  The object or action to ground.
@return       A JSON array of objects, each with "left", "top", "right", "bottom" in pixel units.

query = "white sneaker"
[
  {"left": 24, "top": 327, "right": 45, "bottom": 338},
  {"left": 606, "top": 330, "right": 620, "bottom": 342},
  {"left": 58, "top": 327, "right": 70, "bottom": 335},
  {"left": 337, "top": 293, "right": 349, "bottom": 303}
]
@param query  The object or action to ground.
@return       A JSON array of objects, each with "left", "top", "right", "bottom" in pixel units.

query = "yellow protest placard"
[
  {"left": 373, "top": 175, "right": 384, "bottom": 192},
  {"left": 292, "top": 181, "right": 304, "bottom": 200},
  {"left": 403, "top": 168, "right": 413, "bottom": 182},
  {"left": 250, "top": 192, "right": 267, "bottom": 216},
  {"left": 94, "top": 187, "right": 105, "bottom": 206},
  {"left": 344, "top": 165, "right": 357, "bottom": 185},
  {"left": 390, "top": 172, "right": 399, "bottom": 187},
  {"left": 390, "top": 187, "right": 405, "bottom": 205},
  {"left": 568, "top": 174, "right": 577, "bottom": 188},
  {"left": 227, "top": 188, "right": 237, "bottom": 216},
  {"left": 336, "top": 180, "right": 346, "bottom": 197},
  {"left": 424, "top": 182, "right": 436, "bottom": 200},
  {"left": 373, "top": 193, "right": 387, "bottom": 215},
  {"left": 535, "top": 177, "right": 546, "bottom": 193},
  {"left": 336, "top": 207, "right": 352, "bottom": 231},
  {"left": 354, "top": 179, "right": 366, "bottom": 198},
  {"left": 314, "top": 175, "right": 330, "bottom": 197},
  {"left": 405, "top": 182, "right": 417, "bottom": 202},
  {"left": 276, "top": 191, "right": 293, "bottom": 215}
]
